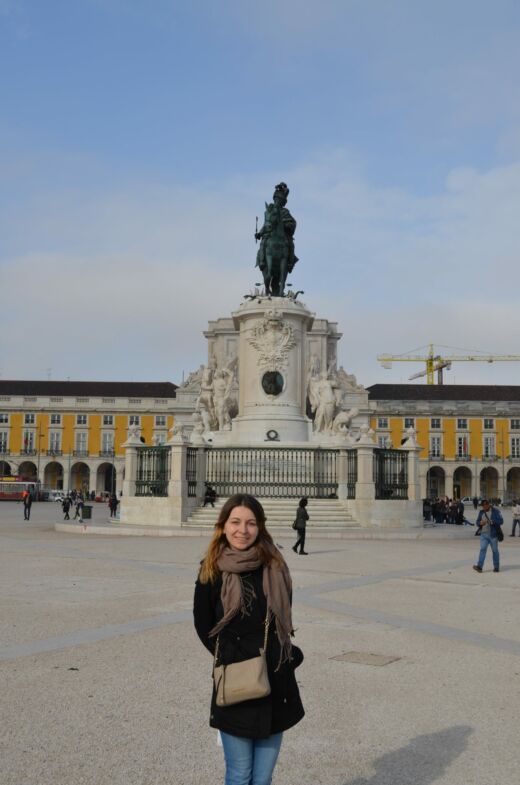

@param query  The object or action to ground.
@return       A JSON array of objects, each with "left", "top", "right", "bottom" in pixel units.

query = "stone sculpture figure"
[
  {"left": 315, "top": 373, "right": 337, "bottom": 432},
  {"left": 255, "top": 182, "right": 298, "bottom": 297},
  {"left": 195, "top": 363, "right": 217, "bottom": 432},
  {"left": 332, "top": 407, "right": 359, "bottom": 434},
  {"left": 212, "top": 368, "right": 234, "bottom": 431}
]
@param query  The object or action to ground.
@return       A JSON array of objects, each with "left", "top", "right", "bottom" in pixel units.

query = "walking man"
[
  {"left": 23, "top": 491, "right": 33, "bottom": 520},
  {"left": 62, "top": 496, "right": 71, "bottom": 520},
  {"left": 511, "top": 499, "right": 520, "bottom": 537},
  {"left": 292, "top": 497, "right": 309, "bottom": 555},
  {"left": 473, "top": 499, "right": 503, "bottom": 573}
]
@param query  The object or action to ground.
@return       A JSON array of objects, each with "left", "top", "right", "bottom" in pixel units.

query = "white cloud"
[{"left": 1, "top": 152, "right": 520, "bottom": 387}]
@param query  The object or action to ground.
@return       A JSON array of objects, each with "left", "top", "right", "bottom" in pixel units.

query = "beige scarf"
[{"left": 209, "top": 543, "right": 294, "bottom": 668}]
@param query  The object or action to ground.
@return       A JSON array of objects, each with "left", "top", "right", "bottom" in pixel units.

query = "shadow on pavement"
[{"left": 342, "top": 725, "right": 472, "bottom": 785}]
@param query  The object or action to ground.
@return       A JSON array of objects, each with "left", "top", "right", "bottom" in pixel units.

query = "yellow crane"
[{"left": 377, "top": 344, "right": 520, "bottom": 385}]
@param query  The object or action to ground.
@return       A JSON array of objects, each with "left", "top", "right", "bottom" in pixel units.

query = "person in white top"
[{"left": 510, "top": 500, "right": 520, "bottom": 537}]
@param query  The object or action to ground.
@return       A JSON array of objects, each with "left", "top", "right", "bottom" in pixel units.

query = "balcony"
[
  {"left": 0, "top": 448, "right": 10, "bottom": 455},
  {"left": 46, "top": 449, "right": 63, "bottom": 456},
  {"left": 428, "top": 453, "right": 444, "bottom": 461},
  {"left": 21, "top": 449, "right": 37, "bottom": 456},
  {"left": 455, "top": 454, "right": 472, "bottom": 461},
  {"left": 99, "top": 450, "right": 115, "bottom": 458},
  {"left": 73, "top": 450, "right": 89, "bottom": 457}
]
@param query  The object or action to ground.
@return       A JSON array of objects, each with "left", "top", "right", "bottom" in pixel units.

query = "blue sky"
[{"left": 1, "top": 0, "right": 520, "bottom": 386}]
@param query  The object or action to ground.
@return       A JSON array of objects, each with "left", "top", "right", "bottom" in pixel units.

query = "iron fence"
[
  {"left": 373, "top": 448, "right": 408, "bottom": 500},
  {"left": 136, "top": 446, "right": 171, "bottom": 497},
  {"left": 346, "top": 449, "right": 357, "bottom": 499},
  {"left": 186, "top": 447, "right": 198, "bottom": 497},
  {"left": 205, "top": 447, "right": 339, "bottom": 498}
]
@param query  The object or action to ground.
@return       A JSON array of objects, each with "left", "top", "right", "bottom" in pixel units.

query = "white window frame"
[
  {"left": 0, "top": 413, "right": 9, "bottom": 424},
  {"left": 483, "top": 436, "right": 496, "bottom": 459},
  {"left": 23, "top": 430, "right": 35, "bottom": 450},
  {"left": 154, "top": 432, "right": 167, "bottom": 445},
  {"left": 457, "top": 418, "right": 468, "bottom": 430},
  {"left": 49, "top": 431, "right": 61, "bottom": 452},
  {"left": 511, "top": 437, "right": 520, "bottom": 459},
  {"left": 377, "top": 417, "right": 388, "bottom": 429},
  {"left": 103, "top": 414, "right": 114, "bottom": 426},
  {"left": 75, "top": 432, "right": 88, "bottom": 451},
  {"left": 0, "top": 431, "right": 8, "bottom": 451},
  {"left": 404, "top": 417, "right": 415, "bottom": 429},
  {"left": 483, "top": 418, "right": 494, "bottom": 430},
  {"left": 511, "top": 419, "right": 520, "bottom": 431},
  {"left": 50, "top": 413, "right": 61, "bottom": 425},
  {"left": 430, "top": 418, "right": 441, "bottom": 429},
  {"left": 430, "top": 435, "right": 442, "bottom": 458},
  {"left": 76, "top": 414, "right": 88, "bottom": 426},
  {"left": 24, "top": 413, "right": 35, "bottom": 425},
  {"left": 457, "top": 435, "right": 470, "bottom": 458},
  {"left": 129, "top": 415, "right": 140, "bottom": 426},
  {"left": 102, "top": 432, "right": 114, "bottom": 452},
  {"left": 155, "top": 415, "right": 167, "bottom": 427}
]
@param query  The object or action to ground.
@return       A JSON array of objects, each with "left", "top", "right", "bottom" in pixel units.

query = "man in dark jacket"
[
  {"left": 473, "top": 499, "right": 503, "bottom": 573},
  {"left": 23, "top": 492, "right": 33, "bottom": 520},
  {"left": 292, "top": 497, "right": 309, "bottom": 555}
]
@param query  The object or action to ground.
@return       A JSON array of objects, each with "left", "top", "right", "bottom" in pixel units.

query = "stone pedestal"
[{"left": 229, "top": 297, "right": 314, "bottom": 444}]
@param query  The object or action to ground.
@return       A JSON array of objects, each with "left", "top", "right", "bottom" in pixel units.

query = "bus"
[{"left": 0, "top": 478, "right": 40, "bottom": 501}]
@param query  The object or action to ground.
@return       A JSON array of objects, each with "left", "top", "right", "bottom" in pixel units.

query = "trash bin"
[{"left": 82, "top": 505, "right": 93, "bottom": 520}]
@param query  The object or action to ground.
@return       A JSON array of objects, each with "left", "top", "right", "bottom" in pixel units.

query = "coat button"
[{"left": 236, "top": 636, "right": 240, "bottom": 640}]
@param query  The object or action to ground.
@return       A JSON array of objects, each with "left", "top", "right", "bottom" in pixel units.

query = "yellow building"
[
  {"left": 368, "top": 384, "right": 520, "bottom": 501},
  {"left": 0, "top": 381, "right": 176, "bottom": 494}
]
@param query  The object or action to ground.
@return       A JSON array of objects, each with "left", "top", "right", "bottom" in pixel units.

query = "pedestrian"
[
  {"left": 23, "top": 491, "right": 33, "bottom": 520},
  {"left": 456, "top": 498, "right": 465, "bottom": 526},
  {"left": 511, "top": 499, "right": 520, "bottom": 537},
  {"left": 473, "top": 499, "right": 504, "bottom": 573},
  {"left": 108, "top": 493, "right": 119, "bottom": 518},
  {"left": 62, "top": 496, "right": 71, "bottom": 520},
  {"left": 193, "top": 494, "right": 304, "bottom": 785},
  {"left": 203, "top": 482, "right": 217, "bottom": 507},
  {"left": 292, "top": 497, "right": 309, "bottom": 555},
  {"left": 74, "top": 497, "right": 84, "bottom": 522},
  {"left": 472, "top": 496, "right": 478, "bottom": 510}
]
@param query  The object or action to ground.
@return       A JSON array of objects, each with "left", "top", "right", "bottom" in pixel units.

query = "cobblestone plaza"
[{"left": 1, "top": 501, "right": 520, "bottom": 785}]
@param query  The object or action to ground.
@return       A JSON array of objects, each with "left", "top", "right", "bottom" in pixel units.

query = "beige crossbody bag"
[{"left": 213, "top": 612, "right": 271, "bottom": 707}]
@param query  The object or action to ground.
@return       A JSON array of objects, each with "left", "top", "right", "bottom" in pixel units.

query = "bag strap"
[{"left": 213, "top": 609, "right": 270, "bottom": 668}]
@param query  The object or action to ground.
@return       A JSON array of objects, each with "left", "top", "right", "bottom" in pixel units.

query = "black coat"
[
  {"left": 295, "top": 507, "right": 309, "bottom": 530},
  {"left": 193, "top": 565, "right": 305, "bottom": 739}
]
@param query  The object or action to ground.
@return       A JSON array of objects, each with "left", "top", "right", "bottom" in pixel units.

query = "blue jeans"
[
  {"left": 477, "top": 534, "right": 500, "bottom": 570},
  {"left": 220, "top": 731, "right": 283, "bottom": 785}
]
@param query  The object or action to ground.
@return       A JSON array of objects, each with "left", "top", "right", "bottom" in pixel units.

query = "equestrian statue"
[{"left": 255, "top": 182, "right": 299, "bottom": 297}]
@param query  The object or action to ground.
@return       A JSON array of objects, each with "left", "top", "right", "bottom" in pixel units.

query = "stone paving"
[{"left": 1, "top": 500, "right": 520, "bottom": 785}]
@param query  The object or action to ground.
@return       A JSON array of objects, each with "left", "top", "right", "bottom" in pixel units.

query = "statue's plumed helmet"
[{"left": 273, "top": 182, "right": 289, "bottom": 200}]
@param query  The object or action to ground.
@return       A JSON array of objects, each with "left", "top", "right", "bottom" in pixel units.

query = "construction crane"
[{"left": 377, "top": 344, "right": 520, "bottom": 385}]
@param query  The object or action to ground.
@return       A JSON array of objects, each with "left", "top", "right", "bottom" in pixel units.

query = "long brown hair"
[{"left": 199, "top": 494, "right": 284, "bottom": 583}]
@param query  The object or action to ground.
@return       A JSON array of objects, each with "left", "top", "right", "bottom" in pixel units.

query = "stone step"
[{"left": 185, "top": 498, "right": 357, "bottom": 530}]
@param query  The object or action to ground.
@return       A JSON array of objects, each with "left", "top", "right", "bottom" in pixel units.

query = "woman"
[
  {"left": 292, "top": 497, "right": 309, "bottom": 555},
  {"left": 194, "top": 494, "right": 305, "bottom": 785}
]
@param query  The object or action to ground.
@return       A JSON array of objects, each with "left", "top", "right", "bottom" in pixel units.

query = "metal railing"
[
  {"left": 373, "top": 448, "right": 408, "bottom": 500},
  {"left": 73, "top": 450, "right": 89, "bottom": 457},
  {"left": 346, "top": 449, "right": 357, "bottom": 499},
  {"left": 205, "top": 447, "right": 339, "bottom": 498},
  {"left": 46, "top": 449, "right": 63, "bottom": 456},
  {"left": 136, "top": 446, "right": 171, "bottom": 496},
  {"left": 0, "top": 448, "right": 10, "bottom": 455},
  {"left": 100, "top": 450, "right": 115, "bottom": 458},
  {"left": 186, "top": 447, "right": 198, "bottom": 497},
  {"left": 21, "top": 449, "right": 37, "bottom": 456}
]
